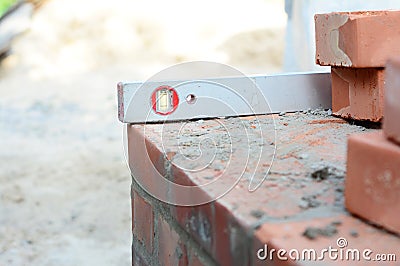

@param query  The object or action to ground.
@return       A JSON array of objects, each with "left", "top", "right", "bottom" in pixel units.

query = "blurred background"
[
  {"left": 0, "top": 0, "right": 286, "bottom": 265},
  {"left": 1, "top": 0, "right": 400, "bottom": 265}
]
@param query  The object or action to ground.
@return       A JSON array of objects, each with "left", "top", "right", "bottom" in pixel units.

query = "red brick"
[
  {"left": 214, "top": 202, "right": 249, "bottom": 266},
  {"left": 168, "top": 165, "right": 215, "bottom": 206},
  {"left": 315, "top": 11, "right": 400, "bottom": 67},
  {"left": 158, "top": 215, "right": 188, "bottom": 266},
  {"left": 171, "top": 201, "right": 250, "bottom": 266},
  {"left": 171, "top": 204, "right": 215, "bottom": 257},
  {"left": 127, "top": 125, "right": 169, "bottom": 202},
  {"left": 133, "top": 191, "right": 154, "bottom": 253},
  {"left": 331, "top": 67, "right": 384, "bottom": 122},
  {"left": 384, "top": 57, "right": 400, "bottom": 145},
  {"left": 128, "top": 124, "right": 214, "bottom": 205},
  {"left": 346, "top": 131, "right": 400, "bottom": 235}
]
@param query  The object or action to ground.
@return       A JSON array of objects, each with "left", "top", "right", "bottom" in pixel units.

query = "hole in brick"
[{"left": 331, "top": 68, "right": 350, "bottom": 112}]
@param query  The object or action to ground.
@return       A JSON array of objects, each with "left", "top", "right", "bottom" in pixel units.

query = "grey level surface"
[{"left": 118, "top": 72, "right": 331, "bottom": 123}]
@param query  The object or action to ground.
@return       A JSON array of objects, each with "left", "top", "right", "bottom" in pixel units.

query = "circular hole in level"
[{"left": 186, "top": 94, "right": 197, "bottom": 104}]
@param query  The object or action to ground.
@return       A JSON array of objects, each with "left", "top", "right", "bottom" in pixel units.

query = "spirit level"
[{"left": 118, "top": 72, "right": 331, "bottom": 124}]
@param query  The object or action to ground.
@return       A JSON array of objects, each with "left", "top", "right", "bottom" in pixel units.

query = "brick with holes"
[
  {"left": 315, "top": 10, "right": 400, "bottom": 68},
  {"left": 330, "top": 67, "right": 385, "bottom": 122}
]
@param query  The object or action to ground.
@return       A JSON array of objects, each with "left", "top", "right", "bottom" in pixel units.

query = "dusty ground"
[{"left": 0, "top": 0, "right": 286, "bottom": 265}]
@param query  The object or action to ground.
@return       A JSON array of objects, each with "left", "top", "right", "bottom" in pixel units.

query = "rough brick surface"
[
  {"left": 128, "top": 113, "right": 400, "bottom": 265},
  {"left": 133, "top": 191, "right": 154, "bottom": 253},
  {"left": 315, "top": 10, "right": 400, "bottom": 67},
  {"left": 171, "top": 205, "right": 216, "bottom": 261},
  {"left": 384, "top": 57, "right": 400, "bottom": 145},
  {"left": 171, "top": 203, "right": 250, "bottom": 266},
  {"left": 213, "top": 203, "right": 249, "bottom": 266},
  {"left": 331, "top": 67, "right": 384, "bottom": 122},
  {"left": 158, "top": 215, "right": 188, "bottom": 266},
  {"left": 346, "top": 131, "right": 400, "bottom": 235}
]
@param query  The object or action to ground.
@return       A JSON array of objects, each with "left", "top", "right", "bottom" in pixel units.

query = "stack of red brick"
[
  {"left": 315, "top": 10, "right": 400, "bottom": 122},
  {"left": 345, "top": 58, "right": 400, "bottom": 236},
  {"left": 315, "top": 9, "right": 400, "bottom": 236}
]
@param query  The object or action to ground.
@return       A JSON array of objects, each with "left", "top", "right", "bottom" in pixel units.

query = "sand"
[{"left": 0, "top": 0, "right": 286, "bottom": 265}]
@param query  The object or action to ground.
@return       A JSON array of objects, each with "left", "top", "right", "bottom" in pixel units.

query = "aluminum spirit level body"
[{"left": 118, "top": 72, "right": 331, "bottom": 124}]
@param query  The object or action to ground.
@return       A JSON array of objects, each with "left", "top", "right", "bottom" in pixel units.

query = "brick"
[
  {"left": 158, "top": 215, "right": 188, "bottom": 266},
  {"left": 168, "top": 165, "right": 215, "bottom": 206},
  {"left": 127, "top": 125, "right": 170, "bottom": 202},
  {"left": 214, "top": 203, "right": 249, "bottom": 266},
  {"left": 331, "top": 67, "right": 384, "bottom": 122},
  {"left": 128, "top": 124, "right": 214, "bottom": 205},
  {"left": 346, "top": 131, "right": 400, "bottom": 234},
  {"left": 133, "top": 191, "right": 154, "bottom": 253},
  {"left": 383, "top": 57, "right": 400, "bottom": 145},
  {"left": 315, "top": 10, "right": 400, "bottom": 67},
  {"left": 171, "top": 204, "right": 215, "bottom": 258},
  {"left": 171, "top": 201, "right": 250, "bottom": 266}
]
